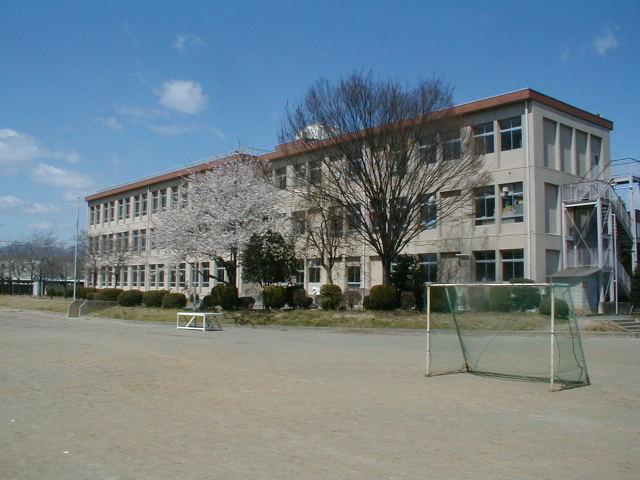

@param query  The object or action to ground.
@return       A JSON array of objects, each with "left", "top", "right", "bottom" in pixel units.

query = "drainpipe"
[{"left": 524, "top": 101, "right": 533, "bottom": 279}]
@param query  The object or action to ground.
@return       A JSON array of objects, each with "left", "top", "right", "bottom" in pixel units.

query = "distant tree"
[
  {"left": 281, "top": 71, "right": 487, "bottom": 285},
  {"left": 241, "top": 230, "right": 297, "bottom": 286}
]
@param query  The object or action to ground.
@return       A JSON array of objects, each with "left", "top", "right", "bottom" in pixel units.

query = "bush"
[
  {"left": 467, "top": 288, "right": 490, "bottom": 311},
  {"left": 262, "top": 285, "right": 287, "bottom": 309},
  {"left": 209, "top": 284, "right": 239, "bottom": 310},
  {"left": 364, "top": 285, "right": 398, "bottom": 310},
  {"left": 343, "top": 289, "right": 362, "bottom": 309},
  {"left": 161, "top": 292, "right": 187, "bottom": 309},
  {"left": 429, "top": 286, "right": 457, "bottom": 313},
  {"left": 86, "top": 292, "right": 95, "bottom": 300},
  {"left": 77, "top": 287, "right": 97, "bottom": 299},
  {"left": 510, "top": 278, "right": 541, "bottom": 311},
  {"left": 285, "top": 285, "right": 298, "bottom": 308},
  {"left": 200, "top": 294, "right": 217, "bottom": 311},
  {"left": 96, "top": 288, "right": 123, "bottom": 301},
  {"left": 319, "top": 284, "right": 342, "bottom": 310},
  {"left": 400, "top": 291, "right": 416, "bottom": 310},
  {"left": 237, "top": 296, "right": 256, "bottom": 310},
  {"left": 539, "top": 296, "right": 570, "bottom": 319},
  {"left": 292, "top": 288, "right": 313, "bottom": 308},
  {"left": 488, "top": 286, "right": 512, "bottom": 312},
  {"left": 117, "top": 289, "right": 143, "bottom": 307},
  {"left": 143, "top": 290, "right": 169, "bottom": 308}
]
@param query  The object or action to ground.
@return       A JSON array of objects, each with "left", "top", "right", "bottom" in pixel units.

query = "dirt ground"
[{"left": 1, "top": 309, "right": 638, "bottom": 480}]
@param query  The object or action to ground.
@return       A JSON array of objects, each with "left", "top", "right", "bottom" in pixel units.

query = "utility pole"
[{"left": 72, "top": 197, "right": 80, "bottom": 301}]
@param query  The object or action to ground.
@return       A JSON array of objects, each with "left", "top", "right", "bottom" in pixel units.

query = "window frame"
[
  {"left": 499, "top": 116, "right": 523, "bottom": 151},
  {"left": 474, "top": 186, "right": 496, "bottom": 225}
]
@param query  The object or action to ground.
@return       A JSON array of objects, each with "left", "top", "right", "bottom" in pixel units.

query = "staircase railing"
[{"left": 616, "top": 257, "right": 632, "bottom": 295}]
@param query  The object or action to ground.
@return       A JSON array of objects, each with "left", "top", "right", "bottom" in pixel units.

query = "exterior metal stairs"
[{"left": 609, "top": 315, "right": 640, "bottom": 333}]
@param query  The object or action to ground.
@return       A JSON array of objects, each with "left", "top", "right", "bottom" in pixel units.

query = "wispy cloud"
[
  {"left": 0, "top": 129, "right": 47, "bottom": 173},
  {"left": 593, "top": 26, "right": 620, "bottom": 56},
  {"left": 30, "top": 162, "right": 96, "bottom": 191},
  {"left": 114, "top": 104, "right": 168, "bottom": 121},
  {"left": 122, "top": 23, "right": 140, "bottom": 47},
  {"left": 95, "top": 116, "right": 123, "bottom": 131},
  {"left": 155, "top": 80, "right": 208, "bottom": 114},
  {"left": 0, "top": 195, "right": 61, "bottom": 214},
  {"left": 28, "top": 221, "right": 56, "bottom": 231},
  {"left": 173, "top": 33, "right": 205, "bottom": 52},
  {"left": 148, "top": 123, "right": 226, "bottom": 139}
]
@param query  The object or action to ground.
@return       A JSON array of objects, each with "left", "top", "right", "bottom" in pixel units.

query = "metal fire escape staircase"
[{"left": 561, "top": 180, "right": 633, "bottom": 305}]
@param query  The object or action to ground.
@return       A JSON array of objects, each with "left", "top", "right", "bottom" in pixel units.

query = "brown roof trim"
[
  {"left": 260, "top": 88, "right": 613, "bottom": 162},
  {"left": 85, "top": 153, "right": 253, "bottom": 202}
]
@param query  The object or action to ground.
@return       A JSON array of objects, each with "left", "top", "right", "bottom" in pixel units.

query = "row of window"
[
  {"left": 95, "top": 262, "right": 226, "bottom": 288},
  {"left": 89, "top": 185, "right": 186, "bottom": 226},
  {"left": 543, "top": 118, "right": 601, "bottom": 175},
  {"left": 88, "top": 229, "right": 153, "bottom": 255}
]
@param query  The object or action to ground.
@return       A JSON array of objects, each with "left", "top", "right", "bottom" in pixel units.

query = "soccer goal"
[{"left": 425, "top": 283, "right": 589, "bottom": 390}]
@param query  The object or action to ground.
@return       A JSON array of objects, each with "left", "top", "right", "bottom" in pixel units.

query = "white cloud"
[
  {"left": 0, "top": 129, "right": 47, "bottom": 172},
  {"left": 149, "top": 123, "right": 199, "bottom": 136},
  {"left": 0, "top": 195, "right": 61, "bottom": 214},
  {"left": 114, "top": 104, "right": 168, "bottom": 121},
  {"left": 173, "top": 33, "right": 205, "bottom": 52},
  {"left": 30, "top": 162, "right": 96, "bottom": 191},
  {"left": 594, "top": 26, "right": 619, "bottom": 56},
  {"left": 66, "top": 150, "right": 81, "bottom": 164},
  {"left": 95, "top": 116, "right": 123, "bottom": 131},
  {"left": 156, "top": 80, "right": 207, "bottom": 114}
]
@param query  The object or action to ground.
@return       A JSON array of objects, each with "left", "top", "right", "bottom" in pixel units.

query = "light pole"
[{"left": 72, "top": 197, "right": 80, "bottom": 301}]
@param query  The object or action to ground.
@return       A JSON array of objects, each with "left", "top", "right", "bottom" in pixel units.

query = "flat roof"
[{"left": 86, "top": 88, "right": 613, "bottom": 202}]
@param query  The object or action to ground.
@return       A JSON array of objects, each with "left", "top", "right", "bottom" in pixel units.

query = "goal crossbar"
[{"left": 425, "top": 282, "right": 590, "bottom": 390}]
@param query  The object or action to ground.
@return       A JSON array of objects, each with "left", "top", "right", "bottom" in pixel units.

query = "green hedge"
[
  {"left": 117, "top": 289, "right": 143, "bottom": 307},
  {"left": 96, "top": 288, "right": 123, "bottom": 301},
  {"left": 429, "top": 286, "right": 457, "bottom": 313},
  {"left": 161, "top": 292, "right": 187, "bottom": 309},
  {"left": 142, "top": 290, "right": 169, "bottom": 308},
  {"left": 262, "top": 285, "right": 287, "bottom": 309},
  {"left": 363, "top": 285, "right": 397, "bottom": 310},
  {"left": 539, "top": 296, "right": 569, "bottom": 319},
  {"left": 319, "top": 284, "right": 342, "bottom": 310},
  {"left": 77, "top": 287, "right": 97, "bottom": 299},
  {"left": 237, "top": 296, "right": 255, "bottom": 310},
  {"left": 292, "top": 288, "right": 313, "bottom": 308},
  {"left": 209, "top": 284, "right": 239, "bottom": 310}
]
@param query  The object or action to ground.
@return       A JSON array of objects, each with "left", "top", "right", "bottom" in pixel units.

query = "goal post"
[{"left": 425, "top": 282, "right": 590, "bottom": 390}]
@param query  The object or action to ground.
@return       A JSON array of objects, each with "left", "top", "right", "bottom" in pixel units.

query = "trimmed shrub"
[
  {"left": 539, "top": 296, "right": 570, "bottom": 319},
  {"left": 96, "top": 288, "right": 123, "bottom": 301},
  {"left": 467, "top": 288, "right": 490, "bottom": 311},
  {"left": 210, "top": 284, "right": 239, "bottom": 310},
  {"left": 262, "top": 285, "right": 287, "bottom": 309},
  {"left": 285, "top": 285, "right": 298, "bottom": 308},
  {"left": 489, "top": 286, "right": 512, "bottom": 312},
  {"left": 237, "top": 296, "right": 256, "bottom": 310},
  {"left": 77, "top": 287, "right": 97, "bottom": 299},
  {"left": 510, "top": 278, "right": 541, "bottom": 311},
  {"left": 200, "top": 294, "right": 217, "bottom": 311},
  {"left": 86, "top": 292, "right": 95, "bottom": 300},
  {"left": 143, "top": 290, "right": 169, "bottom": 308},
  {"left": 319, "top": 284, "right": 342, "bottom": 310},
  {"left": 429, "top": 286, "right": 457, "bottom": 313},
  {"left": 400, "top": 291, "right": 416, "bottom": 310},
  {"left": 343, "top": 289, "right": 362, "bottom": 309},
  {"left": 292, "top": 288, "right": 313, "bottom": 308},
  {"left": 364, "top": 285, "right": 398, "bottom": 310},
  {"left": 161, "top": 292, "right": 187, "bottom": 309},
  {"left": 117, "top": 289, "right": 143, "bottom": 307}
]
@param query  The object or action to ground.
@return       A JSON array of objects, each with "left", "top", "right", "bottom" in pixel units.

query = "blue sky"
[{"left": 1, "top": 0, "right": 638, "bottom": 240}]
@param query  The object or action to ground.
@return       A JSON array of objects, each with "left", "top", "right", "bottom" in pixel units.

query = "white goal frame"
[
  {"left": 177, "top": 312, "right": 223, "bottom": 332},
  {"left": 426, "top": 283, "right": 562, "bottom": 389}
]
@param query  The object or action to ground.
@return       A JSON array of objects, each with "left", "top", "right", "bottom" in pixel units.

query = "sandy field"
[{"left": 1, "top": 308, "right": 638, "bottom": 479}]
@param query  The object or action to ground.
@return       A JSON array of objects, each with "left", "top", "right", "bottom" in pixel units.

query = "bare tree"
[
  {"left": 101, "top": 234, "right": 134, "bottom": 288},
  {"left": 281, "top": 72, "right": 486, "bottom": 285}
]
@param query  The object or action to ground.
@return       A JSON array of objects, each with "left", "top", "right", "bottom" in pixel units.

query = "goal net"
[{"left": 425, "top": 283, "right": 589, "bottom": 389}]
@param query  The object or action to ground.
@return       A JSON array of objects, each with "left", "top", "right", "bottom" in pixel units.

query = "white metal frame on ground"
[
  {"left": 176, "top": 312, "right": 223, "bottom": 332},
  {"left": 425, "top": 283, "right": 558, "bottom": 389}
]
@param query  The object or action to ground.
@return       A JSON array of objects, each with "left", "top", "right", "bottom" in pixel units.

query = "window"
[
  {"left": 347, "top": 257, "right": 362, "bottom": 288},
  {"left": 419, "top": 136, "right": 437, "bottom": 164},
  {"left": 201, "top": 262, "right": 210, "bottom": 287},
  {"left": 543, "top": 118, "right": 557, "bottom": 168},
  {"left": 157, "top": 264, "right": 165, "bottom": 287},
  {"left": 151, "top": 191, "right": 159, "bottom": 214},
  {"left": 216, "top": 262, "right": 226, "bottom": 283},
  {"left": 345, "top": 206, "right": 362, "bottom": 232},
  {"left": 295, "top": 260, "right": 305, "bottom": 286},
  {"left": 139, "top": 265, "right": 145, "bottom": 287},
  {"left": 169, "top": 265, "right": 177, "bottom": 288},
  {"left": 293, "top": 164, "right": 306, "bottom": 186},
  {"left": 102, "top": 203, "right": 108, "bottom": 223},
  {"left": 308, "top": 259, "right": 321, "bottom": 283},
  {"left": 139, "top": 229, "right": 146, "bottom": 252},
  {"left": 292, "top": 211, "right": 306, "bottom": 235},
  {"left": 591, "top": 135, "right": 601, "bottom": 166},
  {"left": 274, "top": 167, "right": 287, "bottom": 189},
  {"left": 330, "top": 206, "right": 344, "bottom": 236},
  {"left": 473, "top": 122, "right": 494, "bottom": 154},
  {"left": 179, "top": 263, "right": 186, "bottom": 287},
  {"left": 190, "top": 263, "right": 198, "bottom": 287},
  {"left": 131, "top": 265, "right": 138, "bottom": 287},
  {"left": 560, "top": 124, "right": 572, "bottom": 172},
  {"left": 418, "top": 253, "right": 438, "bottom": 283},
  {"left": 109, "top": 201, "right": 115, "bottom": 222},
  {"left": 118, "top": 200, "right": 124, "bottom": 220},
  {"left": 576, "top": 130, "right": 588, "bottom": 176},
  {"left": 160, "top": 189, "right": 167, "bottom": 210},
  {"left": 122, "top": 231, "right": 129, "bottom": 251},
  {"left": 121, "top": 266, "right": 128, "bottom": 287},
  {"left": 309, "top": 160, "right": 322, "bottom": 184},
  {"left": 89, "top": 205, "right": 95, "bottom": 225},
  {"left": 499, "top": 116, "right": 522, "bottom": 151},
  {"left": 421, "top": 194, "right": 437, "bottom": 229},
  {"left": 134, "top": 195, "right": 141, "bottom": 217},
  {"left": 443, "top": 131, "right": 461, "bottom": 161},
  {"left": 474, "top": 251, "right": 496, "bottom": 282},
  {"left": 394, "top": 197, "right": 409, "bottom": 227},
  {"left": 171, "top": 187, "right": 179, "bottom": 208},
  {"left": 474, "top": 186, "right": 495, "bottom": 225},
  {"left": 347, "top": 155, "right": 364, "bottom": 179},
  {"left": 501, "top": 249, "right": 524, "bottom": 281},
  {"left": 180, "top": 186, "right": 188, "bottom": 207},
  {"left": 149, "top": 228, "right": 155, "bottom": 250},
  {"left": 544, "top": 183, "right": 559, "bottom": 234},
  {"left": 125, "top": 197, "right": 131, "bottom": 219},
  {"left": 149, "top": 265, "right": 157, "bottom": 287},
  {"left": 141, "top": 193, "right": 148, "bottom": 215},
  {"left": 132, "top": 230, "right": 139, "bottom": 252},
  {"left": 500, "top": 182, "right": 524, "bottom": 223},
  {"left": 391, "top": 150, "right": 409, "bottom": 176},
  {"left": 115, "top": 232, "right": 124, "bottom": 251}
]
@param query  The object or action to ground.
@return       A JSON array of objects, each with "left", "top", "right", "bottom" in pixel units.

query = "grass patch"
[{"left": 0, "top": 295, "right": 70, "bottom": 314}]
